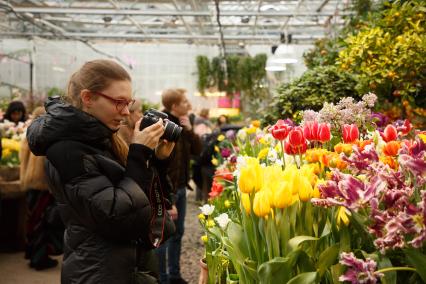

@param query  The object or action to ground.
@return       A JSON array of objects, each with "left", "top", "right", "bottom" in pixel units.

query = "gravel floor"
[{"left": 0, "top": 189, "right": 205, "bottom": 284}]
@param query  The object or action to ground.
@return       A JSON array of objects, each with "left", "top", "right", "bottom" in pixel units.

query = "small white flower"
[
  {"left": 199, "top": 204, "right": 215, "bottom": 216},
  {"left": 214, "top": 213, "right": 231, "bottom": 229},
  {"left": 264, "top": 133, "right": 274, "bottom": 144},
  {"left": 267, "top": 148, "right": 278, "bottom": 162},
  {"left": 237, "top": 128, "right": 247, "bottom": 141}
]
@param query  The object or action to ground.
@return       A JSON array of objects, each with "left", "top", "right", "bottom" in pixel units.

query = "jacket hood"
[{"left": 27, "top": 96, "right": 114, "bottom": 156}]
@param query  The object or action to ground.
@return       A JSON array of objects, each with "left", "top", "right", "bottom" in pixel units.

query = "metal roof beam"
[
  {"left": 11, "top": 7, "right": 353, "bottom": 17},
  {"left": 0, "top": 31, "right": 324, "bottom": 41}
]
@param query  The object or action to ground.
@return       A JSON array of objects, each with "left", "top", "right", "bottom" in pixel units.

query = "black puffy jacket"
[{"left": 27, "top": 98, "right": 173, "bottom": 284}]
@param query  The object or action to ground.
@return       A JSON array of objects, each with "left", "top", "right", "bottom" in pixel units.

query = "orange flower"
[
  {"left": 380, "top": 156, "right": 398, "bottom": 170},
  {"left": 356, "top": 139, "right": 373, "bottom": 151},
  {"left": 383, "top": 141, "right": 401, "bottom": 156}
]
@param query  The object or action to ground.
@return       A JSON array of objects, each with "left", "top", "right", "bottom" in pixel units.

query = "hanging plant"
[
  {"left": 211, "top": 57, "right": 225, "bottom": 91},
  {"left": 196, "top": 55, "right": 210, "bottom": 94}
]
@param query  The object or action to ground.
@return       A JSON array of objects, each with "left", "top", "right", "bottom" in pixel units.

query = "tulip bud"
[
  {"left": 253, "top": 191, "right": 271, "bottom": 217},
  {"left": 318, "top": 123, "right": 331, "bottom": 143},
  {"left": 270, "top": 120, "right": 290, "bottom": 141},
  {"left": 382, "top": 124, "right": 398, "bottom": 142},
  {"left": 342, "top": 124, "right": 359, "bottom": 143},
  {"left": 288, "top": 127, "right": 305, "bottom": 146}
]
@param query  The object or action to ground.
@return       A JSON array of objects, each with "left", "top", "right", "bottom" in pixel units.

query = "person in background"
[
  {"left": 216, "top": 114, "right": 229, "bottom": 130},
  {"left": 118, "top": 99, "right": 143, "bottom": 145},
  {"left": 192, "top": 108, "right": 213, "bottom": 202},
  {"left": 20, "top": 106, "right": 64, "bottom": 270},
  {"left": 156, "top": 88, "right": 202, "bottom": 284},
  {"left": 2, "top": 101, "right": 27, "bottom": 125},
  {"left": 26, "top": 59, "right": 175, "bottom": 283}
]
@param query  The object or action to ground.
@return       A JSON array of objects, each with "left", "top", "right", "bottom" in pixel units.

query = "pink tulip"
[{"left": 342, "top": 124, "right": 359, "bottom": 144}]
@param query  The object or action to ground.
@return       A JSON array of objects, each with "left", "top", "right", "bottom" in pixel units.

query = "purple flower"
[
  {"left": 398, "top": 154, "right": 426, "bottom": 176},
  {"left": 370, "top": 112, "right": 389, "bottom": 129},
  {"left": 341, "top": 145, "right": 379, "bottom": 173},
  {"left": 339, "top": 252, "right": 383, "bottom": 284},
  {"left": 225, "top": 130, "right": 236, "bottom": 141},
  {"left": 316, "top": 171, "right": 384, "bottom": 211},
  {"left": 221, "top": 148, "right": 232, "bottom": 158}
]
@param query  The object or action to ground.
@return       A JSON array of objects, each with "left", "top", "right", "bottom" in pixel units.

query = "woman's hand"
[
  {"left": 133, "top": 118, "right": 165, "bottom": 150},
  {"left": 155, "top": 139, "right": 175, "bottom": 160},
  {"left": 168, "top": 205, "right": 178, "bottom": 220}
]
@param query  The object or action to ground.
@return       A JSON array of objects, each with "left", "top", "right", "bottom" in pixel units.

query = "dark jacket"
[
  {"left": 27, "top": 98, "right": 174, "bottom": 284},
  {"left": 164, "top": 111, "right": 202, "bottom": 193}
]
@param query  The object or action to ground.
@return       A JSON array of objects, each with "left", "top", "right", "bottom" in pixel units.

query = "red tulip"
[
  {"left": 285, "top": 140, "right": 307, "bottom": 155},
  {"left": 270, "top": 120, "right": 290, "bottom": 141},
  {"left": 288, "top": 127, "right": 305, "bottom": 146},
  {"left": 382, "top": 124, "right": 398, "bottom": 142},
  {"left": 318, "top": 123, "right": 331, "bottom": 143},
  {"left": 209, "top": 181, "right": 224, "bottom": 199},
  {"left": 342, "top": 124, "right": 359, "bottom": 144},
  {"left": 303, "top": 121, "right": 319, "bottom": 141}
]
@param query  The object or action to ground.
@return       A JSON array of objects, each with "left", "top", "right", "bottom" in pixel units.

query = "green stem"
[
  {"left": 376, "top": 267, "right": 417, "bottom": 274},
  {"left": 280, "top": 140, "right": 286, "bottom": 170}
]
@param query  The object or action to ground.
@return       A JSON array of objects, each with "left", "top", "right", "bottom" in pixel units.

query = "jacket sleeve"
[
  {"left": 185, "top": 128, "right": 202, "bottom": 156},
  {"left": 46, "top": 141, "right": 154, "bottom": 242}
]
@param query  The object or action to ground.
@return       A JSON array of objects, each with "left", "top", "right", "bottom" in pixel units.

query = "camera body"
[{"left": 139, "top": 109, "right": 182, "bottom": 142}]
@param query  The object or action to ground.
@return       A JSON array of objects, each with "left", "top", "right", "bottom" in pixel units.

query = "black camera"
[{"left": 139, "top": 109, "right": 182, "bottom": 142}]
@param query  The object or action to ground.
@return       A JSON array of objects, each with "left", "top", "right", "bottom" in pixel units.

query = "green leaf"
[
  {"left": 404, "top": 248, "right": 426, "bottom": 282},
  {"left": 288, "top": 236, "right": 319, "bottom": 251},
  {"left": 317, "top": 244, "right": 340, "bottom": 277},
  {"left": 287, "top": 272, "right": 318, "bottom": 284},
  {"left": 378, "top": 256, "right": 396, "bottom": 284},
  {"left": 257, "top": 257, "right": 293, "bottom": 284}
]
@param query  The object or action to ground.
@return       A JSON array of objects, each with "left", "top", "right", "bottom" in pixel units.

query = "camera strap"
[{"left": 148, "top": 173, "right": 167, "bottom": 248}]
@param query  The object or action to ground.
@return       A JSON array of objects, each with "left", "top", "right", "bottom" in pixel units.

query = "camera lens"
[{"left": 162, "top": 121, "right": 182, "bottom": 142}]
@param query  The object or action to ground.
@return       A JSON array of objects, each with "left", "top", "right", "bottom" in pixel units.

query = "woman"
[
  {"left": 26, "top": 60, "right": 175, "bottom": 283},
  {"left": 3, "top": 100, "right": 27, "bottom": 124},
  {"left": 21, "top": 106, "right": 64, "bottom": 270}
]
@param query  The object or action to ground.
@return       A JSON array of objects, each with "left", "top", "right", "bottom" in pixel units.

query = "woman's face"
[
  {"left": 86, "top": 80, "right": 133, "bottom": 131},
  {"left": 11, "top": 111, "right": 23, "bottom": 123}
]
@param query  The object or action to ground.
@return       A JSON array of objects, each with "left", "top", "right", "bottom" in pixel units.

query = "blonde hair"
[
  {"left": 66, "top": 59, "right": 131, "bottom": 165},
  {"left": 161, "top": 88, "right": 186, "bottom": 111}
]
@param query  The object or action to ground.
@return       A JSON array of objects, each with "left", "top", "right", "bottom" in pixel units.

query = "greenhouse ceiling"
[{"left": 0, "top": 0, "right": 354, "bottom": 45}]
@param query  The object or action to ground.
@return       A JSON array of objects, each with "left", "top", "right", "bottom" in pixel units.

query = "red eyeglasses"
[{"left": 92, "top": 92, "right": 135, "bottom": 112}]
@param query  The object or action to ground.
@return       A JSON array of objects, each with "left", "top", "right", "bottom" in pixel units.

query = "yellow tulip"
[
  {"left": 241, "top": 193, "right": 251, "bottom": 214},
  {"left": 257, "top": 148, "right": 269, "bottom": 160},
  {"left": 214, "top": 146, "right": 220, "bottom": 152},
  {"left": 211, "top": 158, "right": 219, "bottom": 166},
  {"left": 238, "top": 158, "right": 263, "bottom": 194},
  {"left": 273, "top": 182, "right": 292, "bottom": 208},
  {"left": 253, "top": 191, "right": 271, "bottom": 218},
  {"left": 224, "top": 200, "right": 231, "bottom": 208},
  {"left": 419, "top": 134, "right": 426, "bottom": 144},
  {"left": 337, "top": 206, "right": 350, "bottom": 227},
  {"left": 246, "top": 127, "right": 257, "bottom": 135},
  {"left": 217, "top": 134, "right": 225, "bottom": 142},
  {"left": 198, "top": 213, "right": 206, "bottom": 220},
  {"left": 2, "top": 138, "right": 20, "bottom": 152},
  {"left": 298, "top": 176, "right": 313, "bottom": 202}
]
